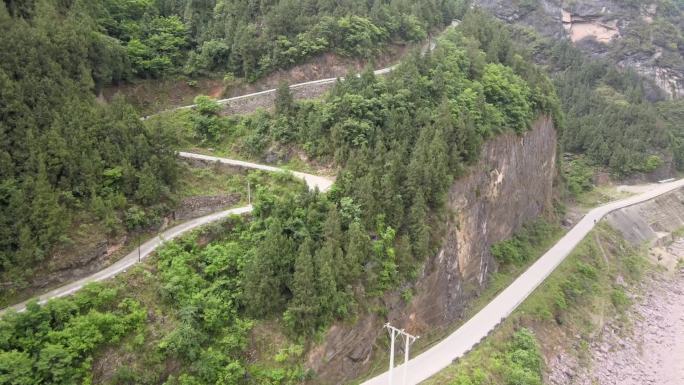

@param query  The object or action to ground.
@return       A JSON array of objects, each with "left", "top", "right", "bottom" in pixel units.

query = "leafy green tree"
[
  {"left": 191, "top": 95, "right": 222, "bottom": 141},
  {"left": 482, "top": 63, "right": 533, "bottom": 133},
  {"left": 127, "top": 16, "right": 188, "bottom": 77},
  {"left": 275, "top": 81, "right": 294, "bottom": 116},
  {"left": 0, "top": 350, "right": 34, "bottom": 385}
]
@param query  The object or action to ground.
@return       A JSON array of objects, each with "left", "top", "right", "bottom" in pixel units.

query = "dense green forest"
[
  {"left": 4, "top": 0, "right": 464, "bottom": 86},
  {"left": 0, "top": 0, "right": 463, "bottom": 297},
  {"left": 0, "top": 10, "right": 561, "bottom": 384},
  {"left": 492, "top": 11, "right": 684, "bottom": 179},
  {"left": 2, "top": 0, "right": 681, "bottom": 382},
  {"left": 550, "top": 41, "right": 683, "bottom": 176},
  {"left": 0, "top": 2, "right": 179, "bottom": 290},
  {"left": 499, "top": 0, "right": 684, "bottom": 177}
]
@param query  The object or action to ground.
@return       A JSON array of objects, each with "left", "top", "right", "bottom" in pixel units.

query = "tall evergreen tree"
[
  {"left": 343, "top": 221, "right": 370, "bottom": 286},
  {"left": 243, "top": 220, "right": 292, "bottom": 317},
  {"left": 275, "top": 80, "right": 294, "bottom": 116},
  {"left": 314, "top": 240, "right": 338, "bottom": 322},
  {"left": 408, "top": 191, "right": 429, "bottom": 260},
  {"left": 284, "top": 237, "right": 318, "bottom": 335}
]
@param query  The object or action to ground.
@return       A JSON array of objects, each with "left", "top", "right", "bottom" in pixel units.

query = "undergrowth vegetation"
[
  {"left": 425, "top": 225, "right": 648, "bottom": 385},
  {"left": 490, "top": 220, "right": 558, "bottom": 266},
  {"left": 1, "top": 11, "right": 563, "bottom": 384}
]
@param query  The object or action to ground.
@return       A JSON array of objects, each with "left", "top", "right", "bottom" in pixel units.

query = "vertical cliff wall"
[
  {"left": 407, "top": 116, "right": 557, "bottom": 329},
  {"left": 307, "top": 116, "right": 557, "bottom": 384}
]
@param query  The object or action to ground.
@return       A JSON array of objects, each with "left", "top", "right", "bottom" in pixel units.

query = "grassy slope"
[{"left": 423, "top": 224, "right": 648, "bottom": 385}]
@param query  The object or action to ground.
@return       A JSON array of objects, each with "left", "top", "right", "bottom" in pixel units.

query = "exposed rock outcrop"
[
  {"left": 307, "top": 116, "right": 557, "bottom": 384},
  {"left": 173, "top": 194, "right": 241, "bottom": 220},
  {"left": 407, "top": 116, "right": 556, "bottom": 328},
  {"left": 473, "top": 0, "right": 684, "bottom": 99}
]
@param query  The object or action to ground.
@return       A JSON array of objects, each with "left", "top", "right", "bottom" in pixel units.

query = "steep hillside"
[
  {"left": 468, "top": 2, "right": 684, "bottom": 179},
  {"left": 0, "top": 13, "right": 562, "bottom": 385},
  {"left": 0, "top": 2, "right": 179, "bottom": 300},
  {"left": 307, "top": 117, "right": 557, "bottom": 384},
  {"left": 474, "top": 0, "right": 684, "bottom": 98}
]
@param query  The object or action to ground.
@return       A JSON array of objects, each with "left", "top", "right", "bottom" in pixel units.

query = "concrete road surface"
[
  {"left": 1, "top": 205, "right": 253, "bottom": 315},
  {"left": 178, "top": 152, "right": 334, "bottom": 192},
  {"left": 1, "top": 153, "right": 333, "bottom": 315},
  {"left": 361, "top": 178, "right": 684, "bottom": 385}
]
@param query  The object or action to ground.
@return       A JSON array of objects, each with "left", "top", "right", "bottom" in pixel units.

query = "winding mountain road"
[
  {"left": 178, "top": 152, "right": 334, "bottom": 192},
  {"left": 361, "top": 178, "right": 684, "bottom": 385},
  {"left": 0, "top": 154, "right": 332, "bottom": 315},
  {"left": 3, "top": 19, "right": 679, "bottom": 385},
  {"left": 152, "top": 34, "right": 439, "bottom": 117},
  {"left": 160, "top": 62, "right": 401, "bottom": 115}
]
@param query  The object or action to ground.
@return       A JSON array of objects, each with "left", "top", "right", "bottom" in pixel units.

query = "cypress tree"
[
  {"left": 343, "top": 221, "right": 370, "bottom": 285},
  {"left": 314, "top": 241, "right": 338, "bottom": 322},
  {"left": 243, "top": 221, "right": 291, "bottom": 317},
  {"left": 285, "top": 237, "right": 318, "bottom": 335},
  {"left": 408, "top": 191, "right": 429, "bottom": 260},
  {"left": 275, "top": 80, "right": 294, "bottom": 116}
]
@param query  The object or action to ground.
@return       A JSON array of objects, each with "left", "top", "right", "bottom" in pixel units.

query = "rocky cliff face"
[
  {"left": 407, "top": 116, "right": 557, "bottom": 328},
  {"left": 474, "top": 0, "right": 684, "bottom": 99},
  {"left": 306, "top": 117, "right": 557, "bottom": 384}
]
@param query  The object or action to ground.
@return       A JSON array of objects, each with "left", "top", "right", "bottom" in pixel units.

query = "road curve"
[
  {"left": 0, "top": 205, "right": 253, "bottom": 315},
  {"left": 178, "top": 152, "right": 334, "bottom": 192},
  {"left": 1, "top": 154, "right": 334, "bottom": 315},
  {"left": 151, "top": 34, "right": 440, "bottom": 117},
  {"left": 361, "top": 178, "right": 684, "bottom": 385},
  {"left": 159, "top": 65, "right": 398, "bottom": 115}
]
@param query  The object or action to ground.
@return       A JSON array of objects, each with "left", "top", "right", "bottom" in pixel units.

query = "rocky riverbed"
[{"left": 548, "top": 248, "right": 684, "bottom": 385}]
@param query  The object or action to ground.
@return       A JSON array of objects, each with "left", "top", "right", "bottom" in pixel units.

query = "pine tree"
[
  {"left": 427, "top": 127, "right": 451, "bottom": 206},
  {"left": 408, "top": 191, "right": 430, "bottom": 260},
  {"left": 30, "top": 161, "right": 67, "bottom": 253},
  {"left": 343, "top": 221, "right": 370, "bottom": 285},
  {"left": 323, "top": 208, "right": 343, "bottom": 250},
  {"left": 284, "top": 237, "right": 318, "bottom": 335},
  {"left": 314, "top": 241, "right": 338, "bottom": 323},
  {"left": 243, "top": 221, "right": 291, "bottom": 317}
]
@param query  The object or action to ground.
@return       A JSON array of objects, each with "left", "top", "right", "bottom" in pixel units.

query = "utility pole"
[
  {"left": 247, "top": 180, "right": 251, "bottom": 205},
  {"left": 384, "top": 323, "right": 419, "bottom": 385},
  {"left": 137, "top": 232, "right": 141, "bottom": 263}
]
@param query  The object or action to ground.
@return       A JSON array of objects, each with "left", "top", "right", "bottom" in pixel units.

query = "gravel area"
[{"left": 549, "top": 267, "right": 684, "bottom": 385}]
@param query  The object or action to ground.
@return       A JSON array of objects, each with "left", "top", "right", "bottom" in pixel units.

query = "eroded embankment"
[
  {"left": 549, "top": 186, "right": 684, "bottom": 385},
  {"left": 606, "top": 187, "right": 684, "bottom": 246}
]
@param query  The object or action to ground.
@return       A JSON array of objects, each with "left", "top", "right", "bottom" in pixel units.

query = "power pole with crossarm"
[{"left": 384, "top": 323, "right": 419, "bottom": 385}]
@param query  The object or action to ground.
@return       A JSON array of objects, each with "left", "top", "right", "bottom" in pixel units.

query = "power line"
[{"left": 384, "top": 323, "right": 419, "bottom": 385}]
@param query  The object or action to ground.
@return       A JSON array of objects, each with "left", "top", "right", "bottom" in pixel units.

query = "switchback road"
[
  {"left": 1, "top": 154, "right": 332, "bottom": 315},
  {"left": 361, "top": 178, "right": 684, "bottom": 385},
  {"left": 178, "top": 152, "right": 334, "bottom": 192}
]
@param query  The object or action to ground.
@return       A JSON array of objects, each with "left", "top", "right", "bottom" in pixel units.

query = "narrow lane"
[
  {"left": 1, "top": 154, "right": 333, "bottom": 315},
  {"left": 178, "top": 152, "right": 334, "bottom": 192},
  {"left": 1, "top": 205, "right": 252, "bottom": 315},
  {"left": 361, "top": 178, "right": 684, "bottom": 385}
]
